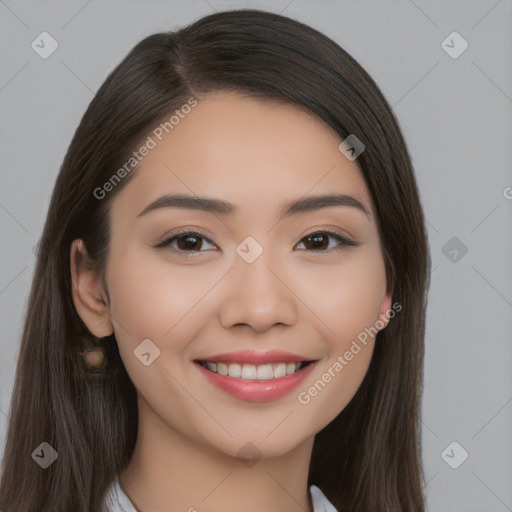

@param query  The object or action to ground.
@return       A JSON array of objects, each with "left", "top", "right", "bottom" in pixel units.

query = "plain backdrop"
[{"left": 0, "top": 1, "right": 511, "bottom": 511}]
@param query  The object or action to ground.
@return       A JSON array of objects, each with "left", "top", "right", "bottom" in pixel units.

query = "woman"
[{"left": 0, "top": 8, "right": 430, "bottom": 512}]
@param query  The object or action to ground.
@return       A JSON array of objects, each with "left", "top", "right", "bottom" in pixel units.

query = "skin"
[{"left": 71, "top": 91, "right": 392, "bottom": 512}]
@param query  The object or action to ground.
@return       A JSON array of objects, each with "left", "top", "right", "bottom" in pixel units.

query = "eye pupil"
[
  {"left": 177, "top": 234, "right": 202, "bottom": 251},
  {"left": 305, "top": 233, "right": 328, "bottom": 250}
]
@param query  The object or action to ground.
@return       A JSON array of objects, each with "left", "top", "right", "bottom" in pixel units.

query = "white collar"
[{"left": 104, "top": 476, "right": 338, "bottom": 511}]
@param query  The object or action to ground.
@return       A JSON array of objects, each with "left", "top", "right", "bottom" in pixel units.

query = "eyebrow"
[{"left": 137, "top": 193, "right": 370, "bottom": 220}]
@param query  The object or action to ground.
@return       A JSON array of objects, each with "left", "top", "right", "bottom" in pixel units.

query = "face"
[{"left": 78, "top": 91, "right": 392, "bottom": 459}]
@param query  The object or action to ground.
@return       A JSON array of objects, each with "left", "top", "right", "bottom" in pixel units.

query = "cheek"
[
  {"left": 294, "top": 249, "right": 386, "bottom": 416},
  {"left": 300, "top": 247, "right": 387, "bottom": 343},
  {"left": 105, "top": 246, "right": 218, "bottom": 357},
  {"left": 104, "top": 247, "right": 218, "bottom": 408}
]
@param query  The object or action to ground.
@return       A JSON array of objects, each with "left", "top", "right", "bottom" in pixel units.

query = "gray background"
[{"left": 1, "top": 1, "right": 511, "bottom": 510}]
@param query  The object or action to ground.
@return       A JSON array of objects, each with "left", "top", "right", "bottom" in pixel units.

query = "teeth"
[
  {"left": 286, "top": 362, "right": 296, "bottom": 375},
  {"left": 274, "top": 363, "right": 287, "bottom": 378},
  {"left": 204, "top": 361, "right": 217, "bottom": 372},
  {"left": 242, "top": 364, "right": 257, "bottom": 380},
  {"left": 202, "top": 361, "right": 304, "bottom": 380},
  {"left": 256, "top": 364, "right": 273, "bottom": 380},
  {"left": 228, "top": 363, "right": 241, "bottom": 378}
]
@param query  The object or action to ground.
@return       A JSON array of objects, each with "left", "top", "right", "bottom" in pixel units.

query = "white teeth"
[
  {"left": 274, "top": 363, "right": 286, "bottom": 378},
  {"left": 228, "top": 363, "right": 241, "bottom": 378},
  {"left": 202, "top": 361, "right": 304, "bottom": 380},
  {"left": 286, "top": 362, "right": 297, "bottom": 375},
  {"left": 256, "top": 364, "right": 274, "bottom": 380},
  {"left": 217, "top": 362, "right": 228, "bottom": 376},
  {"left": 241, "top": 364, "right": 257, "bottom": 380}
]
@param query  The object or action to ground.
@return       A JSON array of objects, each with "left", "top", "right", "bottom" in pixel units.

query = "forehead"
[{"left": 111, "top": 91, "right": 374, "bottom": 221}]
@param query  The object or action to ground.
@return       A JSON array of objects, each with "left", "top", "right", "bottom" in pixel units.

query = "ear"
[
  {"left": 70, "top": 239, "right": 114, "bottom": 338},
  {"left": 376, "top": 281, "right": 394, "bottom": 331}
]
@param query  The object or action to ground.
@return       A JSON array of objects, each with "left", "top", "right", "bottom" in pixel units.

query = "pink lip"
[
  {"left": 194, "top": 359, "right": 318, "bottom": 402},
  {"left": 195, "top": 349, "right": 314, "bottom": 365}
]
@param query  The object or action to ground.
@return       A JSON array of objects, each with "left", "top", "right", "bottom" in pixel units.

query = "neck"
[{"left": 118, "top": 395, "right": 315, "bottom": 512}]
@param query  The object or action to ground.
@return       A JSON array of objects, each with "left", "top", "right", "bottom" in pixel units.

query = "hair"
[{"left": 0, "top": 8, "right": 430, "bottom": 512}]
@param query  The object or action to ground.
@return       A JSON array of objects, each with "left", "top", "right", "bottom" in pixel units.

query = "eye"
[
  {"left": 153, "top": 229, "right": 358, "bottom": 255},
  {"left": 295, "top": 230, "right": 357, "bottom": 252},
  {"left": 153, "top": 230, "right": 217, "bottom": 253}
]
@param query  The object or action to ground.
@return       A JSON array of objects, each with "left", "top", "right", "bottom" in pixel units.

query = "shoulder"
[{"left": 310, "top": 484, "right": 339, "bottom": 512}]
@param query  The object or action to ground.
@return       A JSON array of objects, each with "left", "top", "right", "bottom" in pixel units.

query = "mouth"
[
  {"left": 194, "top": 360, "right": 315, "bottom": 381},
  {"left": 193, "top": 350, "right": 319, "bottom": 402},
  {"left": 192, "top": 351, "right": 319, "bottom": 402}
]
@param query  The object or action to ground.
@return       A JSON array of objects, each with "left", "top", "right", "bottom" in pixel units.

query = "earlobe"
[
  {"left": 376, "top": 285, "right": 394, "bottom": 331},
  {"left": 70, "top": 239, "right": 114, "bottom": 338}
]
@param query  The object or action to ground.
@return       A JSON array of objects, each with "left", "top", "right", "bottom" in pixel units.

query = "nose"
[{"left": 219, "top": 248, "right": 299, "bottom": 333}]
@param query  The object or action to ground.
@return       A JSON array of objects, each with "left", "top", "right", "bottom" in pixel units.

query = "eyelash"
[{"left": 152, "top": 228, "right": 358, "bottom": 255}]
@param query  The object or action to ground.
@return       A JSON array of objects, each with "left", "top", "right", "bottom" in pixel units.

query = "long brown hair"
[{"left": 0, "top": 9, "right": 430, "bottom": 511}]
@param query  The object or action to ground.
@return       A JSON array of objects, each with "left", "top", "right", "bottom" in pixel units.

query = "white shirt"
[{"left": 103, "top": 475, "right": 339, "bottom": 511}]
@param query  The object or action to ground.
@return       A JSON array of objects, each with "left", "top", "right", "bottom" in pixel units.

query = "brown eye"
[
  {"left": 175, "top": 234, "right": 203, "bottom": 251},
  {"left": 153, "top": 231, "right": 217, "bottom": 253},
  {"left": 296, "top": 231, "right": 357, "bottom": 252}
]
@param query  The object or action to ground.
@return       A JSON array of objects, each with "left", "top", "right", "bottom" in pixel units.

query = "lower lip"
[{"left": 194, "top": 361, "right": 317, "bottom": 402}]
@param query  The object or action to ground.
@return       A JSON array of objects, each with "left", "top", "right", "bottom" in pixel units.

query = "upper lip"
[{"left": 195, "top": 350, "right": 318, "bottom": 365}]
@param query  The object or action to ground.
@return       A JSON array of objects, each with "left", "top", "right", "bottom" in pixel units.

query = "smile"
[
  {"left": 193, "top": 351, "right": 318, "bottom": 402},
  {"left": 197, "top": 360, "right": 312, "bottom": 380}
]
